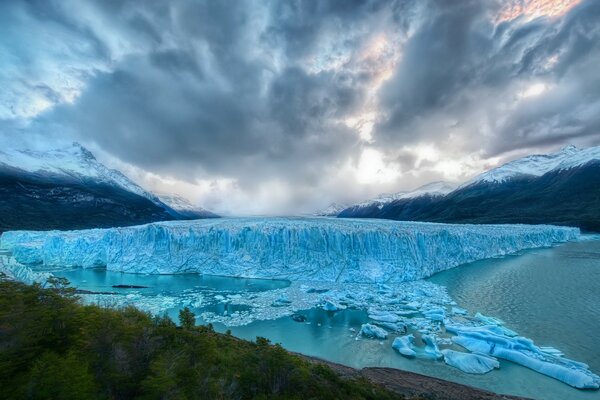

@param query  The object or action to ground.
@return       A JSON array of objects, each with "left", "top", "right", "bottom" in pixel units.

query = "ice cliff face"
[{"left": 0, "top": 218, "right": 579, "bottom": 283}]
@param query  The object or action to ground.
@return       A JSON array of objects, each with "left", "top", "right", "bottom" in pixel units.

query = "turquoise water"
[
  {"left": 53, "top": 239, "right": 600, "bottom": 400},
  {"left": 58, "top": 268, "right": 289, "bottom": 295}
]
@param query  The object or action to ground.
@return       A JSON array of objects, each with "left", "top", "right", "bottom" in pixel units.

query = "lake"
[{"left": 52, "top": 238, "right": 600, "bottom": 400}]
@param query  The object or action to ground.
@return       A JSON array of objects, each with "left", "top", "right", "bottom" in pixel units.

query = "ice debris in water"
[
  {"left": 441, "top": 349, "right": 500, "bottom": 374},
  {"left": 322, "top": 298, "right": 346, "bottom": 311},
  {"left": 392, "top": 335, "right": 417, "bottom": 357},
  {"left": 447, "top": 324, "right": 600, "bottom": 389},
  {"left": 359, "top": 324, "right": 388, "bottom": 340},
  {"left": 392, "top": 334, "right": 442, "bottom": 360},
  {"left": 0, "top": 217, "right": 579, "bottom": 283}
]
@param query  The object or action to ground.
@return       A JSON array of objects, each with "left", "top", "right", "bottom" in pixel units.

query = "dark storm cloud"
[
  {"left": 32, "top": 0, "right": 387, "bottom": 184},
  {"left": 373, "top": 0, "right": 600, "bottom": 156},
  {"left": 2, "top": 0, "right": 600, "bottom": 212}
]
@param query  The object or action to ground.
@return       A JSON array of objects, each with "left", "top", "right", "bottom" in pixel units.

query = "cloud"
[{"left": 1, "top": 0, "right": 599, "bottom": 214}]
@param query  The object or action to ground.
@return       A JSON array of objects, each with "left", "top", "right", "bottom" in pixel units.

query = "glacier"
[{"left": 0, "top": 217, "right": 579, "bottom": 283}]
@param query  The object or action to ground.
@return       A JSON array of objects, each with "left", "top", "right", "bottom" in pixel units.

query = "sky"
[{"left": 1, "top": 0, "right": 599, "bottom": 215}]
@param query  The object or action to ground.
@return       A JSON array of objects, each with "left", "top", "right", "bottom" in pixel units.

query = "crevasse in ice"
[{"left": 0, "top": 217, "right": 579, "bottom": 283}]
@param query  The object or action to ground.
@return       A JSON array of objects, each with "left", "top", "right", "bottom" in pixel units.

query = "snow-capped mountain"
[
  {"left": 339, "top": 145, "right": 600, "bottom": 232},
  {"left": 468, "top": 145, "right": 600, "bottom": 185},
  {"left": 0, "top": 142, "right": 216, "bottom": 232},
  {"left": 338, "top": 181, "right": 457, "bottom": 217},
  {"left": 0, "top": 142, "right": 170, "bottom": 211},
  {"left": 313, "top": 202, "right": 350, "bottom": 217},
  {"left": 157, "top": 194, "right": 218, "bottom": 219}
]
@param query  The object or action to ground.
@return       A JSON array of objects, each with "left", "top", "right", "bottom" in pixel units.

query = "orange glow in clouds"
[{"left": 498, "top": 0, "right": 581, "bottom": 22}]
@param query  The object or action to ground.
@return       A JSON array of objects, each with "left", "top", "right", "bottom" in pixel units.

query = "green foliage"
[
  {"left": 0, "top": 280, "right": 405, "bottom": 400},
  {"left": 178, "top": 307, "right": 196, "bottom": 329}
]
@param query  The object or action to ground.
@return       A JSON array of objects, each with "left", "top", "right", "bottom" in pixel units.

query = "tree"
[{"left": 178, "top": 307, "right": 196, "bottom": 329}]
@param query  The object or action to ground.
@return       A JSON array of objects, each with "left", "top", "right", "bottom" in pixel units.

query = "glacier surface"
[{"left": 0, "top": 217, "right": 579, "bottom": 283}]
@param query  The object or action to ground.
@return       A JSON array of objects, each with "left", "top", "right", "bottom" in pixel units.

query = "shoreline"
[{"left": 298, "top": 353, "right": 531, "bottom": 400}]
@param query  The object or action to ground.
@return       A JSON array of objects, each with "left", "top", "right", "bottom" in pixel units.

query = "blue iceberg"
[
  {"left": 441, "top": 349, "right": 500, "bottom": 374},
  {"left": 447, "top": 325, "right": 600, "bottom": 389}
]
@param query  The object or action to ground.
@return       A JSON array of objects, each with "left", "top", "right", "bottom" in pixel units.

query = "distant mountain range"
[
  {"left": 314, "top": 202, "right": 350, "bottom": 217},
  {"left": 337, "top": 145, "right": 600, "bottom": 232},
  {"left": 0, "top": 143, "right": 217, "bottom": 232},
  {"left": 337, "top": 181, "right": 457, "bottom": 219},
  {"left": 156, "top": 193, "right": 219, "bottom": 219}
]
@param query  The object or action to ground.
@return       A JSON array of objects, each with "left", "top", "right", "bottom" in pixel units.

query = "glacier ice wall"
[{"left": 0, "top": 217, "right": 579, "bottom": 283}]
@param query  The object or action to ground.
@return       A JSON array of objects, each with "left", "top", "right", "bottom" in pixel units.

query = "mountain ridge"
[
  {"left": 338, "top": 145, "right": 600, "bottom": 232},
  {"left": 0, "top": 142, "right": 217, "bottom": 232}
]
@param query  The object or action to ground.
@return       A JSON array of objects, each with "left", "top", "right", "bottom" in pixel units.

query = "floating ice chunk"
[
  {"left": 392, "top": 334, "right": 417, "bottom": 357},
  {"left": 441, "top": 349, "right": 499, "bottom": 374},
  {"left": 474, "top": 312, "right": 504, "bottom": 326},
  {"left": 450, "top": 325, "right": 600, "bottom": 389},
  {"left": 271, "top": 295, "right": 292, "bottom": 307},
  {"left": 373, "top": 321, "right": 407, "bottom": 333},
  {"left": 423, "top": 308, "right": 446, "bottom": 322},
  {"left": 322, "top": 298, "right": 346, "bottom": 311},
  {"left": 436, "top": 337, "right": 453, "bottom": 346},
  {"left": 392, "top": 334, "right": 442, "bottom": 360},
  {"left": 422, "top": 334, "right": 443, "bottom": 360},
  {"left": 359, "top": 323, "right": 388, "bottom": 340},
  {"left": 368, "top": 310, "right": 400, "bottom": 323},
  {"left": 540, "top": 346, "right": 564, "bottom": 357},
  {"left": 403, "top": 301, "right": 420, "bottom": 310},
  {"left": 452, "top": 306, "right": 468, "bottom": 315}
]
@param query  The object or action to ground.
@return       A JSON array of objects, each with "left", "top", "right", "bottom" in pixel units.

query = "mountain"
[
  {"left": 157, "top": 193, "right": 218, "bottom": 219},
  {"left": 0, "top": 142, "right": 214, "bottom": 232},
  {"left": 338, "top": 181, "right": 457, "bottom": 218},
  {"left": 313, "top": 202, "right": 350, "bottom": 217},
  {"left": 466, "top": 144, "right": 600, "bottom": 184},
  {"left": 339, "top": 146, "right": 600, "bottom": 232}
]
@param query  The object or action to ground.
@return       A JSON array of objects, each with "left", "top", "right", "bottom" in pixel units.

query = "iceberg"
[
  {"left": 391, "top": 334, "right": 442, "bottom": 359},
  {"left": 441, "top": 349, "right": 499, "bottom": 374},
  {"left": 448, "top": 325, "right": 600, "bottom": 389},
  {"left": 0, "top": 217, "right": 578, "bottom": 283},
  {"left": 392, "top": 335, "right": 417, "bottom": 357},
  {"left": 359, "top": 323, "right": 388, "bottom": 340},
  {"left": 368, "top": 310, "right": 401, "bottom": 323},
  {"left": 421, "top": 335, "right": 443, "bottom": 360}
]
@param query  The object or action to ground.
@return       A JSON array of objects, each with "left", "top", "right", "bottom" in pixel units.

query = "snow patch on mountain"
[
  {"left": 0, "top": 142, "right": 169, "bottom": 209},
  {"left": 346, "top": 181, "right": 457, "bottom": 211},
  {"left": 313, "top": 202, "right": 349, "bottom": 217},
  {"left": 469, "top": 145, "right": 600, "bottom": 185},
  {"left": 157, "top": 193, "right": 218, "bottom": 218}
]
